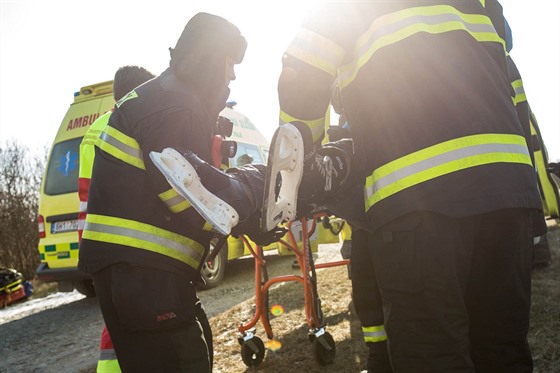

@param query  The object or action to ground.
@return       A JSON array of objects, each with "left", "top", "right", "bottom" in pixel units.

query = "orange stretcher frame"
[{"left": 236, "top": 212, "right": 350, "bottom": 367}]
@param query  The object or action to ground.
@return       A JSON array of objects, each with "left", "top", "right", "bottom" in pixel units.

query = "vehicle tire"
[
  {"left": 74, "top": 279, "right": 96, "bottom": 298},
  {"left": 313, "top": 331, "right": 336, "bottom": 365},
  {"left": 199, "top": 238, "right": 228, "bottom": 290}
]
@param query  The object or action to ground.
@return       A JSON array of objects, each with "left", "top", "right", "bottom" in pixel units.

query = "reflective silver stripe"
[
  {"left": 84, "top": 220, "right": 204, "bottom": 269},
  {"left": 99, "top": 130, "right": 145, "bottom": 168},
  {"left": 366, "top": 142, "right": 529, "bottom": 200},
  {"left": 99, "top": 348, "right": 117, "bottom": 361},
  {"left": 339, "top": 6, "right": 502, "bottom": 88},
  {"left": 286, "top": 28, "right": 345, "bottom": 76},
  {"left": 363, "top": 325, "right": 387, "bottom": 342},
  {"left": 511, "top": 79, "right": 526, "bottom": 105}
]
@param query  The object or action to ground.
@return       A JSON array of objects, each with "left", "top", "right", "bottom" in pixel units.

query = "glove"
[
  {"left": 298, "top": 138, "right": 354, "bottom": 203},
  {"left": 327, "top": 125, "right": 352, "bottom": 142}
]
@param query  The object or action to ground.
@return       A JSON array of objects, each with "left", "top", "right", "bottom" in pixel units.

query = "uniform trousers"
[
  {"left": 369, "top": 209, "right": 533, "bottom": 373},
  {"left": 92, "top": 263, "right": 212, "bottom": 373}
]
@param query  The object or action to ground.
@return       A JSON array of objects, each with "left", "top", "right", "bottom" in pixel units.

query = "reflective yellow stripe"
[
  {"left": 116, "top": 90, "right": 138, "bottom": 108},
  {"left": 511, "top": 79, "right": 527, "bottom": 105},
  {"left": 96, "top": 359, "right": 120, "bottom": 373},
  {"left": 362, "top": 325, "right": 387, "bottom": 343},
  {"left": 202, "top": 221, "right": 213, "bottom": 232},
  {"left": 158, "top": 188, "right": 192, "bottom": 213},
  {"left": 97, "top": 126, "right": 146, "bottom": 170},
  {"left": 97, "top": 348, "right": 120, "bottom": 373},
  {"left": 83, "top": 214, "right": 205, "bottom": 270},
  {"left": 339, "top": 5, "right": 504, "bottom": 89},
  {"left": 285, "top": 28, "right": 345, "bottom": 76},
  {"left": 79, "top": 112, "right": 112, "bottom": 179},
  {"left": 279, "top": 110, "right": 326, "bottom": 143},
  {"left": 365, "top": 134, "right": 532, "bottom": 209},
  {"left": 530, "top": 119, "right": 560, "bottom": 217}
]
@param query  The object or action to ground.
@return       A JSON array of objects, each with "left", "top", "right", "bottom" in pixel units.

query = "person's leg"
[
  {"left": 194, "top": 299, "right": 213, "bottom": 370},
  {"left": 96, "top": 324, "right": 121, "bottom": 373},
  {"left": 467, "top": 209, "right": 533, "bottom": 373},
  {"left": 371, "top": 212, "right": 474, "bottom": 373},
  {"left": 351, "top": 228, "right": 392, "bottom": 372},
  {"left": 92, "top": 264, "right": 210, "bottom": 373}
]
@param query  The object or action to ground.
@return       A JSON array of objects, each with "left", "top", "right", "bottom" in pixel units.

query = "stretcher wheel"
[
  {"left": 241, "top": 336, "right": 265, "bottom": 367},
  {"left": 313, "top": 331, "right": 336, "bottom": 365}
]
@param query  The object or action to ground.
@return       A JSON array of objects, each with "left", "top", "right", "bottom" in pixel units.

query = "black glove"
[{"left": 298, "top": 138, "right": 354, "bottom": 203}]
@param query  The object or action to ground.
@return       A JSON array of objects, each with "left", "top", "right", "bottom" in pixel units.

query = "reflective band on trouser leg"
[
  {"left": 365, "top": 134, "right": 533, "bottom": 210},
  {"left": 97, "top": 349, "right": 121, "bottom": 373},
  {"left": 511, "top": 79, "right": 527, "bottom": 105},
  {"left": 158, "top": 188, "right": 193, "bottom": 213},
  {"left": 82, "top": 214, "right": 205, "bottom": 270},
  {"left": 338, "top": 5, "right": 504, "bottom": 89},
  {"left": 279, "top": 110, "right": 327, "bottom": 144},
  {"left": 97, "top": 126, "right": 146, "bottom": 170},
  {"left": 363, "top": 325, "right": 387, "bottom": 343}
]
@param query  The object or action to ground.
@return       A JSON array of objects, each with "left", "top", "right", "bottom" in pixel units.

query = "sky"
[{"left": 1, "top": 0, "right": 558, "bottom": 161}]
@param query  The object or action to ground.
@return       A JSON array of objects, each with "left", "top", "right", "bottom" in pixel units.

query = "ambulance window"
[
  {"left": 44, "top": 138, "right": 81, "bottom": 195},
  {"left": 233, "top": 143, "right": 264, "bottom": 165}
]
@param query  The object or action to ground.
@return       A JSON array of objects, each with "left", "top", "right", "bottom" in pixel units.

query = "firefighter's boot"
[
  {"left": 262, "top": 123, "right": 305, "bottom": 231},
  {"left": 150, "top": 148, "right": 260, "bottom": 236}
]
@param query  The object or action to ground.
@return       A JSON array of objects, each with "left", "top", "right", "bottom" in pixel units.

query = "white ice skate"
[
  {"left": 149, "top": 148, "right": 239, "bottom": 236},
  {"left": 262, "top": 123, "right": 304, "bottom": 231}
]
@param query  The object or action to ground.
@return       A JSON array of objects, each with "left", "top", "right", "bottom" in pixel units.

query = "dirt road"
[{"left": 0, "top": 245, "right": 344, "bottom": 373}]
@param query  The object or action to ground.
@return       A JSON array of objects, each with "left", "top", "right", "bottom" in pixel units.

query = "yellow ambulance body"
[{"left": 36, "top": 81, "right": 114, "bottom": 296}]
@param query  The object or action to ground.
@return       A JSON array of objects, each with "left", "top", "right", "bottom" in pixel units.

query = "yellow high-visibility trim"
[
  {"left": 202, "top": 221, "right": 213, "bottom": 232},
  {"left": 279, "top": 110, "right": 326, "bottom": 143},
  {"left": 115, "top": 90, "right": 138, "bottom": 108},
  {"left": 83, "top": 214, "right": 205, "bottom": 269},
  {"left": 158, "top": 188, "right": 192, "bottom": 213},
  {"left": 365, "top": 134, "right": 532, "bottom": 209},
  {"left": 97, "top": 126, "right": 145, "bottom": 170},
  {"left": 339, "top": 5, "right": 503, "bottom": 89},
  {"left": 285, "top": 28, "right": 345, "bottom": 76},
  {"left": 362, "top": 325, "right": 387, "bottom": 343},
  {"left": 511, "top": 79, "right": 527, "bottom": 105},
  {"left": 79, "top": 112, "right": 112, "bottom": 179}
]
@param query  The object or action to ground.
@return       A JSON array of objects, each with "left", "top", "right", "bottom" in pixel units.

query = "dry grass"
[{"left": 210, "top": 221, "right": 560, "bottom": 373}]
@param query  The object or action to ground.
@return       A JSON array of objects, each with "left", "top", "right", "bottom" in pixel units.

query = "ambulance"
[
  {"left": 36, "top": 80, "right": 343, "bottom": 294},
  {"left": 36, "top": 81, "right": 113, "bottom": 297}
]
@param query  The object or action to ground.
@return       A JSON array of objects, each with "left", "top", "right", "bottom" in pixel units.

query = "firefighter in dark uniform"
[
  {"left": 79, "top": 13, "right": 247, "bottom": 372},
  {"left": 503, "top": 19, "right": 550, "bottom": 267},
  {"left": 278, "top": 2, "right": 542, "bottom": 372},
  {"left": 326, "top": 120, "right": 392, "bottom": 373}
]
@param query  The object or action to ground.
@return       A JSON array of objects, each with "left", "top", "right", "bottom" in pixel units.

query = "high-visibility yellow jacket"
[
  {"left": 78, "top": 111, "right": 112, "bottom": 241},
  {"left": 278, "top": 1, "right": 542, "bottom": 231}
]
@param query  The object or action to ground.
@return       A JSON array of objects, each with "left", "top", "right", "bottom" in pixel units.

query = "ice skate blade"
[
  {"left": 262, "top": 123, "right": 304, "bottom": 231},
  {"left": 149, "top": 148, "right": 239, "bottom": 236}
]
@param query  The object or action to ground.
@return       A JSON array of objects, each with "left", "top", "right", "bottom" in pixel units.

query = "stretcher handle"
[{"left": 206, "top": 235, "right": 228, "bottom": 262}]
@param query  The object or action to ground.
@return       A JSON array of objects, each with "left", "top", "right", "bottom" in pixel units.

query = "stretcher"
[
  {"left": 235, "top": 212, "right": 350, "bottom": 367},
  {"left": 150, "top": 123, "right": 351, "bottom": 366}
]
